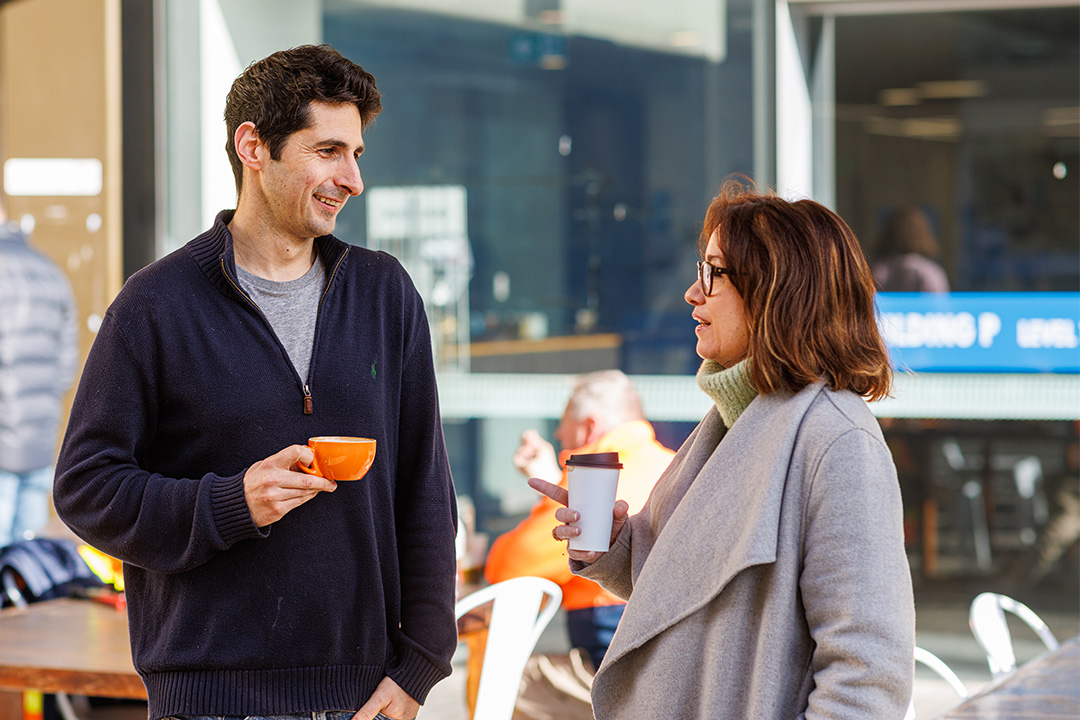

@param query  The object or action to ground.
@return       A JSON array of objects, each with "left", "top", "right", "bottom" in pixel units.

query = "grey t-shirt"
[{"left": 236, "top": 257, "right": 327, "bottom": 383}]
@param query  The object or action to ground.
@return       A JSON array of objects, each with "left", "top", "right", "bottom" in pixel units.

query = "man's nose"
[{"left": 340, "top": 159, "right": 363, "bottom": 196}]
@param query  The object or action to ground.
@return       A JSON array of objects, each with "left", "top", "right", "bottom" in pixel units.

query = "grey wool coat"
[{"left": 577, "top": 382, "right": 915, "bottom": 719}]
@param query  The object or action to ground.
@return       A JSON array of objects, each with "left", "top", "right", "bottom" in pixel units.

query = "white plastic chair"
[
  {"left": 455, "top": 577, "right": 562, "bottom": 720},
  {"left": 969, "top": 591, "right": 1059, "bottom": 677},
  {"left": 904, "top": 646, "right": 969, "bottom": 719},
  {"left": 940, "top": 439, "right": 992, "bottom": 572}
]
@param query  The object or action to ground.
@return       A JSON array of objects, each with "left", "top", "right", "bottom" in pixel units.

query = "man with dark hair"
[
  {"left": 222, "top": 43, "right": 383, "bottom": 196},
  {"left": 54, "top": 44, "right": 457, "bottom": 720}
]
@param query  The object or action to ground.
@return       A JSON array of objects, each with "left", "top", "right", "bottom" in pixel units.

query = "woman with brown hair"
[{"left": 531, "top": 180, "right": 915, "bottom": 719}]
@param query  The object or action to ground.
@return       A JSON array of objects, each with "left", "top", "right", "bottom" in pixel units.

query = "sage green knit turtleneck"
[{"left": 696, "top": 359, "right": 758, "bottom": 428}]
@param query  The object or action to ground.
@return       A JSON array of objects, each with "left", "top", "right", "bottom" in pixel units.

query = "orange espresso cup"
[{"left": 298, "top": 436, "right": 376, "bottom": 481}]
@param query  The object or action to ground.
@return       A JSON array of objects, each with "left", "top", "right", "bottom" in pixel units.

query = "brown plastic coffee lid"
[{"left": 565, "top": 452, "right": 623, "bottom": 469}]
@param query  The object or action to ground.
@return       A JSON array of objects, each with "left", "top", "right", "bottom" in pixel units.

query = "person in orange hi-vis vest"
[{"left": 485, "top": 370, "right": 675, "bottom": 669}]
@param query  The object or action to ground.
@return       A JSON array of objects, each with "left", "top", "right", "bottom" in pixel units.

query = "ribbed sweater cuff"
[
  {"left": 696, "top": 359, "right": 758, "bottom": 428},
  {"left": 387, "top": 641, "right": 451, "bottom": 704},
  {"left": 211, "top": 472, "right": 264, "bottom": 546}
]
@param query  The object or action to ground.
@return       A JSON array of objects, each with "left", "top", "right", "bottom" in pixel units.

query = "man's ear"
[
  {"left": 233, "top": 122, "right": 265, "bottom": 171},
  {"left": 582, "top": 416, "right": 604, "bottom": 446}
]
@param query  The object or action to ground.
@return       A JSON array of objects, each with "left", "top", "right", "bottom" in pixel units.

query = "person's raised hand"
[
  {"left": 527, "top": 476, "right": 629, "bottom": 564},
  {"left": 243, "top": 444, "right": 336, "bottom": 527},
  {"left": 353, "top": 676, "right": 419, "bottom": 720},
  {"left": 513, "top": 429, "right": 560, "bottom": 482}
]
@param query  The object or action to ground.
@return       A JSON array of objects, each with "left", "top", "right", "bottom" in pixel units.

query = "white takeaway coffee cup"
[{"left": 566, "top": 452, "right": 624, "bottom": 552}]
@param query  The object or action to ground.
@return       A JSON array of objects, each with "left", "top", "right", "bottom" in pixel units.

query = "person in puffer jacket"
[{"left": 0, "top": 201, "right": 79, "bottom": 547}]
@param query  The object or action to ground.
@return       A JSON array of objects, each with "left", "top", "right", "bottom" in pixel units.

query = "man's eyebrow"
[{"left": 317, "top": 138, "right": 365, "bottom": 153}]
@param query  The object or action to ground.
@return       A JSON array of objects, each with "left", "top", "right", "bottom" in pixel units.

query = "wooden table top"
[
  {"left": 0, "top": 598, "right": 146, "bottom": 699},
  {"left": 940, "top": 634, "right": 1079, "bottom": 719}
]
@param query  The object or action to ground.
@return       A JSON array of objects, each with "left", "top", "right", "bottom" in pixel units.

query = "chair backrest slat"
[
  {"left": 969, "top": 592, "right": 1059, "bottom": 678},
  {"left": 455, "top": 577, "right": 562, "bottom": 720},
  {"left": 904, "top": 646, "right": 969, "bottom": 720}
]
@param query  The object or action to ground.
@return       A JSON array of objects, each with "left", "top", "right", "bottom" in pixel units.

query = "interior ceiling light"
[
  {"left": 917, "top": 80, "right": 989, "bottom": 99},
  {"left": 880, "top": 88, "right": 921, "bottom": 107},
  {"left": 880, "top": 79, "right": 989, "bottom": 107},
  {"left": 1042, "top": 107, "right": 1080, "bottom": 126},
  {"left": 866, "top": 115, "right": 961, "bottom": 141},
  {"left": 1042, "top": 107, "right": 1080, "bottom": 138}
]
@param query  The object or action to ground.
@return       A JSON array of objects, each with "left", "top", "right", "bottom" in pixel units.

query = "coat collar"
[{"left": 600, "top": 382, "right": 826, "bottom": 666}]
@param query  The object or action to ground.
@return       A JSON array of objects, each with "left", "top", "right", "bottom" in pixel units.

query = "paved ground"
[
  {"left": 68, "top": 566, "right": 1079, "bottom": 720},
  {"left": 420, "top": 570, "right": 1079, "bottom": 720}
]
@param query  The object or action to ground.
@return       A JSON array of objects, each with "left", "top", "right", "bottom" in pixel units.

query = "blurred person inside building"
[
  {"left": 0, "top": 197, "right": 79, "bottom": 548},
  {"left": 485, "top": 369, "right": 675, "bottom": 669},
  {"left": 873, "top": 204, "right": 950, "bottom": 293}
]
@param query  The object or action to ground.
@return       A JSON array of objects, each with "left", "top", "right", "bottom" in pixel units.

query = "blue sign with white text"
[{"left": 876, "top": 293, "right": 1080, "bottom": 373}]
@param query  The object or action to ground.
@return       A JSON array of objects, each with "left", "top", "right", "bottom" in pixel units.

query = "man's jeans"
[
  {"left": 0, "top": 466, "right": 54, "bottom": 547},
  {"left": 566, "top": 603, "right": 626, "bottom": 669}
]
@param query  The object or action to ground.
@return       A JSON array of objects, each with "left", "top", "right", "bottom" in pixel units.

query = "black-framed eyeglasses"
[{"left": 697, "top": 260, "right": 735, "bottom": 296}]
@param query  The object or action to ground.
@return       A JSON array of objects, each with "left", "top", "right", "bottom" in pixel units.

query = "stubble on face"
[{"left": 254, "top": 102, "right": 366, "bottom": 247}]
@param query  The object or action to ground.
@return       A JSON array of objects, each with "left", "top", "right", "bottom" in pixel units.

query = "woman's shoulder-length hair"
[{"left": 701, "top": 178, "right": 892, "bottom": 402}]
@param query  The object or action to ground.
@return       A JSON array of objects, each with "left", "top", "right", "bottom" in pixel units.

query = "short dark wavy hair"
[
  {"left": 224, "top": 44, "right": 382, "bottom": 196},
  {"left": 700, "top": 177, "right": 892, "bottom": 402}
]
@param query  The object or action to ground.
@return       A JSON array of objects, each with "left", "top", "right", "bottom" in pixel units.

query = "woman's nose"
[{"left": 685, "top": 280, "right": 703, "bottom": 305}]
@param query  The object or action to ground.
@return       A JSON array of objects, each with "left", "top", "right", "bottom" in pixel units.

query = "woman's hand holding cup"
[{"left": 527, "top": 476, "right": 629, "bottom": 564}]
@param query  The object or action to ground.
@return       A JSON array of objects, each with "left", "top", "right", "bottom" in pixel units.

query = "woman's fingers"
[
  {"left": 527, "top": 476, "right": 569, "bottom": 506},
  {"left": 554, "top": 507, "right": 578, "bottom": 524},
  {"left": 609, "top": 500, "right": 629, "bottom": 544},
  {"left": 534, "top": 478, "right": 628, "bottom": 563},
  {"left": 568, "top": 549, "right": 605, "bottom": 563}
]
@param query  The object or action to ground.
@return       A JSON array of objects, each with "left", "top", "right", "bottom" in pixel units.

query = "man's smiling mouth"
[{"left": 315, "top": 194, "right": 343, "bottom": 208}]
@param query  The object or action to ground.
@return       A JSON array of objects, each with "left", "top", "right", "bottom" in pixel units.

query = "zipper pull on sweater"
[{"left": 303, "top": 385, "right": 313, "bottom": 415}]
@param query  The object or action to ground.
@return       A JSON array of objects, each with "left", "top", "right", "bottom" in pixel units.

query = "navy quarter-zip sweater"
[{"left": 54, "top": 212, "right": 458, "bottom": 720}]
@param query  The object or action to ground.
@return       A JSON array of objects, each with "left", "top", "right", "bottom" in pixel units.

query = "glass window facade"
[
  {"left": 324, "top": 1, "right": 754, "bottom": 378},
  {"left": 834, "top": 7, "right": 1079, "bottom": 293},
  {"left": 313, "top": 2, "right": 1078, "bottom": 543},
  {"left": 142, "top": 1, "right": 1079, "bottom": 573},
  {"left": 322, "top": 1, "right": 755, "bottom": 530}
]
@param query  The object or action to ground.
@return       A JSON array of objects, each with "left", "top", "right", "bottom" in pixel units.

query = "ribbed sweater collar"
[
  {"left": 696, "top": 359, "right": 758, "bottom": 428},
  {"left": 187, "top": 210, "right": 351, "bottom": 298}
]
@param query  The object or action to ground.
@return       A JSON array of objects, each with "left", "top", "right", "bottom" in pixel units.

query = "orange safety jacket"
[{"left": 485, "top": 420, "right": 675, "bottom": 611}]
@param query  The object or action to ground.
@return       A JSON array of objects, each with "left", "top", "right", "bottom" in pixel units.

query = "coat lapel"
[{"left": 600, "top": 383, "right": 826, "bottom": 667}]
